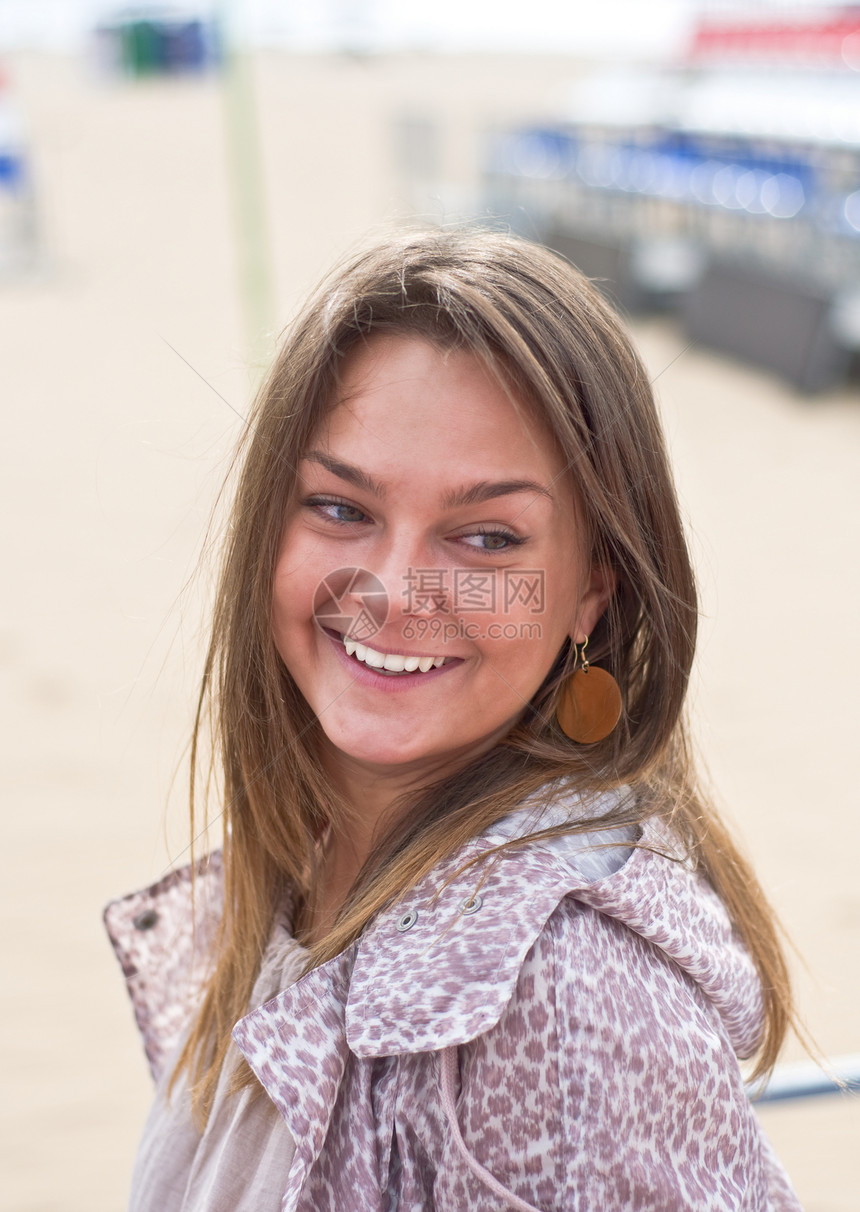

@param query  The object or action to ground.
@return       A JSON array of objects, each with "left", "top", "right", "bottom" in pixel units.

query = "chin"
[
  {"left": 329, "top": 734, "right": 440, "bottom": 770},
  {"left": 319, "top": 716, "right": 460, "bottom": 771}
]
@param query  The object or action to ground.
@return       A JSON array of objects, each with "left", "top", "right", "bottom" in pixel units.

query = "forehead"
[{"left": 320, "top": 334, "right": 567, "bottom": 483}]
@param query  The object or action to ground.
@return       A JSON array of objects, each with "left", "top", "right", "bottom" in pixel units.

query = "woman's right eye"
[{"left": 303, "top": 497, "right": 370, "bottom": 525}]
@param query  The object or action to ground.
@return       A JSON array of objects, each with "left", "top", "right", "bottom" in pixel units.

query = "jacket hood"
[{"left": 339, "top": 814, "right": 763, "bottom": 1061}]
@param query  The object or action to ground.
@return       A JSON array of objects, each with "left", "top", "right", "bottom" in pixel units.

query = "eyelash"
[
  {"left": 305, "top": 497, "right": 369, "bottom": 526},
  {"left": 302, "top": 497, "right": 526, "bottom": 553},
  {"left": 460, "top": 525, "right": 526, "bottom": 552}
]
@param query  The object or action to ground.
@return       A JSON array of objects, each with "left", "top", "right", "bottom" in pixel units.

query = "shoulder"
[
  {"left": 447, "top": 896, "right": 774, "bottom": 1211},
  {"left": 516, "top": 891, "right": 753, "bottom": 1099},
  {"left": 104, "top": 853, "right": 223, "bottom": 1081},
  {"left": 433, "top": 820, "right": 774, "bottom": 1210}
]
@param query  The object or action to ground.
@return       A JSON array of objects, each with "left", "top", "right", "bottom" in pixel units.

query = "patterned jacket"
[{"left": 105, "top": 806, "right": 802, "bottom": 1211}]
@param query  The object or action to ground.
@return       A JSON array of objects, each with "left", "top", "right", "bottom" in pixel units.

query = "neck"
[
  {"left": 321, "top": 749, "right": 444, "bottom": 868},
  {"left": 298, "top": 751, "right": 428, "bottom": 947},
  {"left": 302, "top": 738, "right": 500, "bottom": 947},
  {"left": 302, "top": 712, "right": 526, "bottom": 949}
]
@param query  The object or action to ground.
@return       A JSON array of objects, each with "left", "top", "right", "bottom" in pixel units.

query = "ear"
[{"left": 571, "top": 562, "right": 616, "bottom": 645}]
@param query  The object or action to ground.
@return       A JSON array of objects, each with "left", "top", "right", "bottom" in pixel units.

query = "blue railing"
[{"left": 749, "top": 1054, "right": 860, "bottom": 1104}]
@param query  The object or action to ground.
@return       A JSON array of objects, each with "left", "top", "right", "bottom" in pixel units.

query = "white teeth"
[{"left": 341, "top": 635, "right": 447, "bottom": 673}]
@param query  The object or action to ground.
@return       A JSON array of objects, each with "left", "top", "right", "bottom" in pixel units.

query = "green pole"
[{"left": 217, "top": 4, "right": 276, "bottom": 375}]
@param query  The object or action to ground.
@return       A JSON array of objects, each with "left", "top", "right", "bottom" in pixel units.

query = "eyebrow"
[
  {"left": 305, "top": 451, "right": 383, "bottom": 497},
  {"left": 441, "top": 478, "right": 553, "bottom": 509},
  {"left": 304, "top": 451, "right": 553, "bottom": 508}
]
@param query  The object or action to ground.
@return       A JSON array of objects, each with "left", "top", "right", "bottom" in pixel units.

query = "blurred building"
[{"left": 484, "top": 2, "right": 860, "bottom": 391}]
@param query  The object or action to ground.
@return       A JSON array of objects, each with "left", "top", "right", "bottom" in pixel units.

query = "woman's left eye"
[{"left": 459, "top": 528, "right": 525, "bottom": 552}]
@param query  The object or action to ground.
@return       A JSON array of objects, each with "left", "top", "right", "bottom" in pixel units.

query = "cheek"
[
  {"left": 484, "top": 563, "right": 578, "bottom": 652},
  {"left": 270, "top": 579, "right": 298, "bottom": 668},
  {"left": 271, "top": 533, "right": 322, "bottom": 653}
]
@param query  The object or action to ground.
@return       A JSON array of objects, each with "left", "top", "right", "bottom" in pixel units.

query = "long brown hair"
[{"left": 175, "top": 227, "right": 793, "bottom": 1120}]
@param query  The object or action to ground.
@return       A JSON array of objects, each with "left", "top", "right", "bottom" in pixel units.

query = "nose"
[
  {"left": 343, "top": 534, "right": 450, "bottom": 625},
  {"left": 400, "top": 566, "right": 450, "bottom": 617}
]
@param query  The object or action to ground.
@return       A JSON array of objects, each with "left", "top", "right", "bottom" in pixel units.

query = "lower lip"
[{"left": 325, "top": 629, "right": 463, "bottom": 692}]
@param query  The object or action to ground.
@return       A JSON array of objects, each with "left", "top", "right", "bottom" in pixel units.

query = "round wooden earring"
[{"left": 556, "top": 643, "right": 622, "bottom": 744}]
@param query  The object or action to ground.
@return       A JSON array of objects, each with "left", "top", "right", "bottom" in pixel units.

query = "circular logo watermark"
[{"left": 313, "top": 566, "right": 389, "bottom": 642}]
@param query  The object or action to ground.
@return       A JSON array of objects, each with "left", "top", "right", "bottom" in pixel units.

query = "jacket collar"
[
  {"left": 233, "top": 806, "right": 763, "bottom": 1056},
  {"left": 344, "top": 834, "right": 591, "bottom": 1055},
  {"left": 234, "top": 788, "right": 641, "bottom": 1063},
  {"left": 231, "top": 948, "right": 354, "bottom": 1212}
]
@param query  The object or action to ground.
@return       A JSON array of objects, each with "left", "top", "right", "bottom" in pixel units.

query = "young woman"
[{"left": 106, "top": 228, "right": 802, "bottom": 1210}]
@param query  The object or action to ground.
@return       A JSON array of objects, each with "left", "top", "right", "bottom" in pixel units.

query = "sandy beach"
[{"left": 1, "top": 50, "right": 858, "bottom": 1211}]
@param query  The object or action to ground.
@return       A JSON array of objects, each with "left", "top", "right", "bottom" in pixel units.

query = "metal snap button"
[
  {"left": 133, "top": 908, "right": 159, "bottom": 931},
  {"left": 396, "top": 910, "right": 418, "bottom": 932},
  {"left": 460, "top": 895, "right": 483, "bottom": 915}
]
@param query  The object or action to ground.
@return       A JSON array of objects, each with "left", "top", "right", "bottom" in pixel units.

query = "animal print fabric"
[
  {"left": 107, "top": 812, "right": 802, "bottom": 1211},
  {"left": 104, "top": 852, "right": 223, "bottom": 1082}
]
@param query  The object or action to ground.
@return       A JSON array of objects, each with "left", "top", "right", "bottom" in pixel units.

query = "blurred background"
[{"left": 1, "top": 1, "right": 859, "bottom": 1208}]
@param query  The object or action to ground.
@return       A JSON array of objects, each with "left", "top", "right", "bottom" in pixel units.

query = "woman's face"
[{"left": 272, "top": 335, "right": 613, "bottom": 781}]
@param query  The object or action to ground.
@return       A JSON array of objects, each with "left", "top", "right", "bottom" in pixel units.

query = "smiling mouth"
[{"left": 328, "top": 630, "right": 455, "bottom": 676}]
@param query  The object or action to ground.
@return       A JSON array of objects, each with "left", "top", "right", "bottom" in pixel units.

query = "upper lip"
[{"left": 326, "top": 628, "right": 462, "bottom": 662}]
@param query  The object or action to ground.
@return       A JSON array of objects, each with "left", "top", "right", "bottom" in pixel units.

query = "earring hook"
[{"left": 578, "top": 634, "right": 590, "bottom": 673}]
